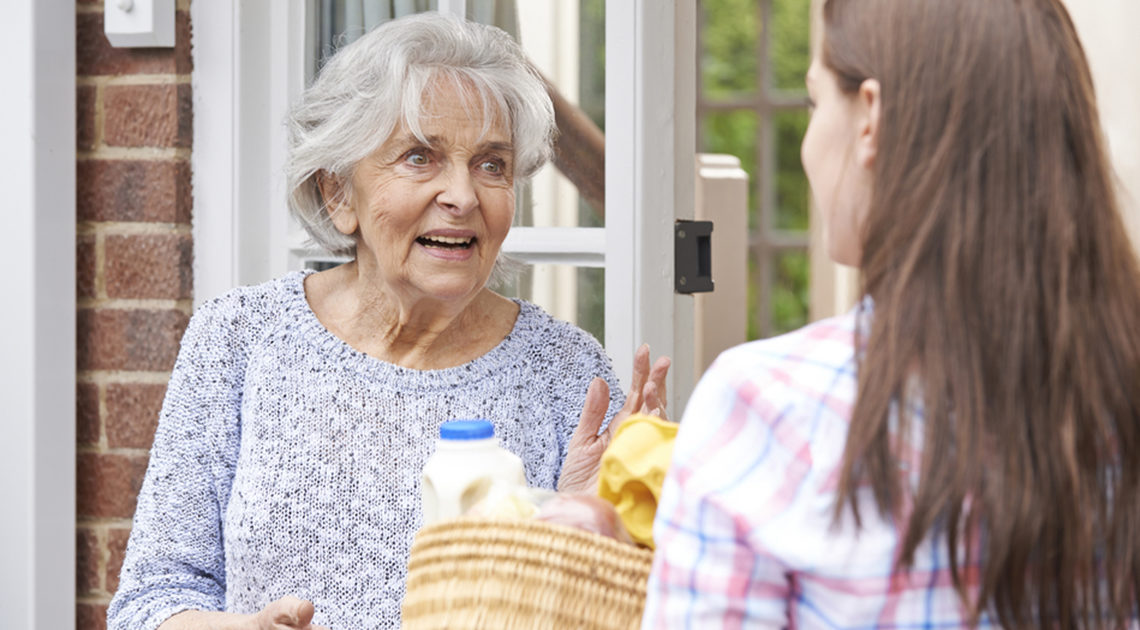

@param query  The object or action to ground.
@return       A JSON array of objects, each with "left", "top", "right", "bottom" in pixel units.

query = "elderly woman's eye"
[
  {"left": 479, "top": 160, "right": 504, "bottom": 174},
  {"left": 406, "top": 151, "right": 430, "bottom": 166}
]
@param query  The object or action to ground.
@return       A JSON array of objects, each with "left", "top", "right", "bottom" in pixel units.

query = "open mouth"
[{"left": 416, "top": 235, "right": 475, "bottom": 250}]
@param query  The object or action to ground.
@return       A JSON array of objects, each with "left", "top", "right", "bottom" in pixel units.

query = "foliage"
[{"left": 700, "top": 0, "right": 813, "bottom": 338}]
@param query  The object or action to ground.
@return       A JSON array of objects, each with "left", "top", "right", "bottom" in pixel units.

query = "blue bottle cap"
[{"left": 439, "top": 419, "right": 495, "bottom": 440}]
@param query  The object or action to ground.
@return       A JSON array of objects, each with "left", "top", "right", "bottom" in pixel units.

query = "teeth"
[{"left": 421, "top": 235, "right": 472, "bottom": 245}]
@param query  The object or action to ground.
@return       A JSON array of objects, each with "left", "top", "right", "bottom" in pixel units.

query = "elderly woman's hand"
[
  {"left": 158, "top": 596, "right": 330, "bottom": 630},
  {"left": 250, "top": 597, "right": 330, "bottom": 630},
  {"left": 558, "top": 344, "right": 671, "bottom": 494}
]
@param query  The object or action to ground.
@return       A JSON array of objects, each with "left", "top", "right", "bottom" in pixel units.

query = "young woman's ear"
[
  {"left": 316, "top": 170, "right": 359, "bottom": 236},
  {"left": 855, "top": 78, "right": 882, "bottom": 169}
]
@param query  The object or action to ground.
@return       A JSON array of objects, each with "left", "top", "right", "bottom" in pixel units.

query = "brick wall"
[{"left": 75, "top": 1, "right": 194, "bottom": 628}]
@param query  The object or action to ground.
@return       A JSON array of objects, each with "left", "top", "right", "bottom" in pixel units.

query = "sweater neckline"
[{"left": 278, "top": 269, "right": 534, "bottom": 392}]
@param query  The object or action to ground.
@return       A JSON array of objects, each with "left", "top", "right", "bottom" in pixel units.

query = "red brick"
[
  {"left": 77, "top": 159, "right": 192, "bottom": 224},
  {"left": 77, "top": 11, "right": 192, "bottom": 76},
  {"left": 105, "top": 527, "right": 132, "bottom": 594},
  {"left": 78, "top": 84, "right": 97, "bottom": 150},
  {"left": 77, "top": 527, "right": 102, "bottom": 595},
  {"left": 78, "top": 382, "right": 101, "bottom": 446},
  {"left": 78, "top": 308, "right": 190, "bottom": 372},
  {"left": 103, "top": 84, "right": 192, "bottom": 149},
  {"left": 106, "top": 383, "right": 166, "bottom": 449},
  {"left": 77, "top": 452, "right": 150, "bottom": 519},
  {"left": 105, "top": 233, "right": 193, "bottom": 300},
  {"left": 77, "top": 602, "right": 108, "bottom": 630},
  {"left": 78, "top": 234, "right": 97, "bottom": 299}
]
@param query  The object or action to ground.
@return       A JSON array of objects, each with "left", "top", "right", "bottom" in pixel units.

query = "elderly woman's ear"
[{"left": 316, "top": 170, "right": 359, "bottom": 236}]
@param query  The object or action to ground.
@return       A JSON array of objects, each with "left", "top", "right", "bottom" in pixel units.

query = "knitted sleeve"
[{"left": 107, "top": 296, "right": 251, "bottom": 630}]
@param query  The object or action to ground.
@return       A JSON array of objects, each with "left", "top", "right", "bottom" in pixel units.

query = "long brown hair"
[{"left": 826, "top": 0, "right": 1140, "bottom": 627}]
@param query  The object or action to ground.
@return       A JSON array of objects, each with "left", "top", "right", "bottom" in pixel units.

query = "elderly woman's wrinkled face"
[{"left": 331, "top": 80, "right": 515, "bottom": 304}]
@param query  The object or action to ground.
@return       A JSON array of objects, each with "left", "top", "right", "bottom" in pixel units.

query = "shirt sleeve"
[
  {"left": 107, "top": 299, "right": 247, "bottom": 630},
  {"left": 642, "top": 355, "right": 809, "bottom": 630}
]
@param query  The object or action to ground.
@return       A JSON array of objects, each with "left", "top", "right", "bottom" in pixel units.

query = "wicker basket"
[{"left": 401, "top": 517, "right": 654, "bottom": 630}]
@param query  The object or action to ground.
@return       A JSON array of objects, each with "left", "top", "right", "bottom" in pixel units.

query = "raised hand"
[{"left": 558, "top": 344, "right": 671, "bottom": 493}]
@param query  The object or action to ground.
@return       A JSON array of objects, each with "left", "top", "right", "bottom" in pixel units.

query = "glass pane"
[
  {"left": 770, "top": 0, "right": 812, "bottom": 92},
  {"left": 315, "top": 0, "right": 438, "bottom": 73},
  {"left": 771, "top": 249, "right": 810, "bottom": 335},
  {"left": 773, "top": 109, "right": 810, "bottom": 231},
  {"left": 468, "top": 0, "right": 518, "bottom": 37},
  {"left": 515, "top": 0, "right": 605, "bottom": 228},
  {"left": 700, "top": 110, "right": 759, "bottom": 228},
  {"left": 700, "top": 0, "right": 759, "bottom": 98},
  {"left": 491, "top": 264, "right": 605, "bottom": 344}
]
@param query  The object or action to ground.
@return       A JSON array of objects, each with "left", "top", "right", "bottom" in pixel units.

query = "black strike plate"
[{"left": 674, "top": 220, "right": 714, "bottom": 294}]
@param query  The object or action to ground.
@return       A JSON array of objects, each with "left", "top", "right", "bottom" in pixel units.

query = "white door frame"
[
  {"left": 0, "top": 0, "right": 77, "bottom": 628},
  {"left": 192, "top": 0, "right": 696, "bottom": 412},
  {"left": 605, "top": 0, "right": 696, "bottom": 410}
]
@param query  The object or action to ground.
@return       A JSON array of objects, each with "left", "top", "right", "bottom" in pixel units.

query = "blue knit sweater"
[{"left": 107, "top": 271, "right": 623, "bottom": 630}]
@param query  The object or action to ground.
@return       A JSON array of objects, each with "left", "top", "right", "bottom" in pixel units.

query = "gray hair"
[{"left": 285, "top": 11, "right": 556, "bottom": 256}]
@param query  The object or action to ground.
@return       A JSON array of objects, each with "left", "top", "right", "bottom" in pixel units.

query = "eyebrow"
[
  {"left": 481, "top": 141, "right": 514, "bottom": 154},
  {"left": 409, "top": 135, "right": 513, "bottom": 154}
]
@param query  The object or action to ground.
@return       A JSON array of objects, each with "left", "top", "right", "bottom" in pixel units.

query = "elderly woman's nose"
[{"left": 437, "top": 166, "right": 479, "bottom": 214}]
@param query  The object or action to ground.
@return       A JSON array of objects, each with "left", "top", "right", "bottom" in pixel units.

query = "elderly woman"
[{"left": 108, "top": 12, "right": 667, "bottom": 630}]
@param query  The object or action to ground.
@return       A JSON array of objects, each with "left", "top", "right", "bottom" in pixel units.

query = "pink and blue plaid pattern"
[{"left": 642, "top": 308, "right": 993, "bottom": 629}]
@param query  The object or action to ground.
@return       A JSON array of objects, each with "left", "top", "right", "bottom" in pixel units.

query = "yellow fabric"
[{"left": 597, "top": 414, "right": 677, "bottom": 548}]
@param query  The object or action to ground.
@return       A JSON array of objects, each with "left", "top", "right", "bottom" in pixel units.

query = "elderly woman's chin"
[
  {"left": 355, "top": 239, "right": 503, "bottom": 304},
  {"left": 406, "top": 254, "right": 499, "bottom": 302}
]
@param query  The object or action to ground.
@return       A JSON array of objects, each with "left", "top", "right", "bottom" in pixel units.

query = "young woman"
[{"left": 644, "top": 0, "right": 1140, "bottom": 627}]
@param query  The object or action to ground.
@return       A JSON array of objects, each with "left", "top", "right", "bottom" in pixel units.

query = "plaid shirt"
[{"left": 642, "top": 308, "right": 993, "bottom": 629}]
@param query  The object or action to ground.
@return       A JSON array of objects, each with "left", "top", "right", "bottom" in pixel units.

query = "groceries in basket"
[
  {"left": 420, "top": 415, "right": 676, "bottom": 543},
  {"left": 402, "top": 415, "right": 678, "bottom": 629}
]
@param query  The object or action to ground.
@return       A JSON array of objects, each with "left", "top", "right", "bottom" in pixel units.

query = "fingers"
[
  {"left": 574, "top": 378, "right": 611, "bottom": 440},
  {"left": 559, "top": 378, "right": 614, "bottom": 493},
  {"left": 623, "top": 344, "right": 652, "bottom": 413},
  {"left": 647, "top": 355, "right": 671, "bottom": 410},
  {"left": 261, "top": 596, "right": 315, "bottom": 629},
  {"left": 292, "top": 600, "right": 315, "bottom": 627},
  {"left": 642, "top": 381, "right": 667, "bottom": 421}
]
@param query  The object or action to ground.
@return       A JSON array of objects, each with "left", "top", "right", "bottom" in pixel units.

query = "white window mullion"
[{"left": 502, "top": 227, "right": 605, "bottom": 267}]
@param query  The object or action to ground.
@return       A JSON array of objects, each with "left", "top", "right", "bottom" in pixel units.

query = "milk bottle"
[{"left": 420, "top": 419, "right": 527, "bottom": 526}]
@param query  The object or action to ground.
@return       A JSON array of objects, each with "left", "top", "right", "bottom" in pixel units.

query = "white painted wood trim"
[
  {"left": 694, "top": 154, "right": 749, "bottom": 380},
  {"left": 191, "top": 0, "right": 239, "bottom": 305},
  {"left": 192, "top": 1, "right": 309, "bottom": 306},
  {"left": 605, "top": 0, "right": 696, "bottom": 412},
  {"left": 502, "top": 227, "right": 605, "bottom": 267},
  {"left": 0, "top": 0, "right": 76, "bottom": 627}
]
